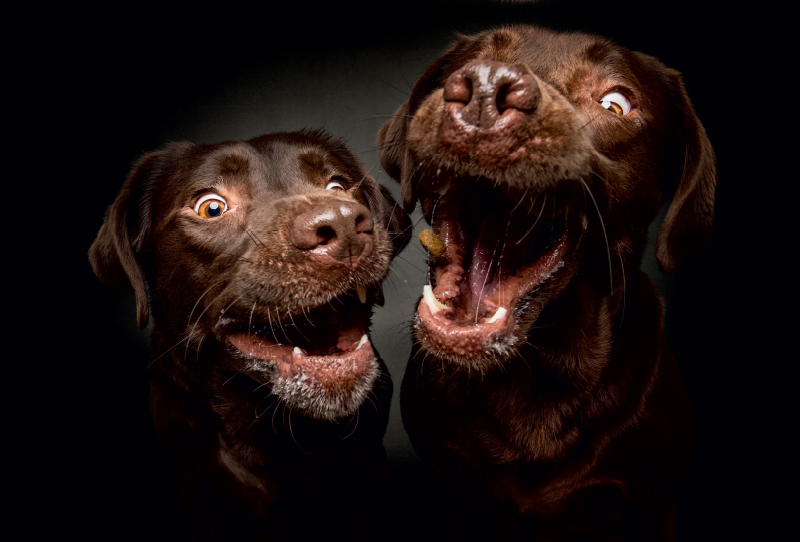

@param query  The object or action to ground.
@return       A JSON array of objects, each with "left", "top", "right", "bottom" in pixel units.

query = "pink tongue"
[{"left": 468, "top": 240, "right": 497, "bottom": 308}]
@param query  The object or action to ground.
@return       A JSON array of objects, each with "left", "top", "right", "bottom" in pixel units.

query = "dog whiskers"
[
  {"left": 618, "top": 251, "right": 627, "bottom": 328},
  {"left": 510, "top": 186, "right": 530, "bottom": 214},
  {"left": 217, "top": 294, "right": 245, "bottom": 326},
  {"left": 287, "top": 411, "right": 311, "bottom": 455},
  {"left": 186, "top": 279, "right": 227, "bottom": 336},
  {"left": 579, "top": 178, "right": 613, "bottom": 293},
  {"left": 265, "top": 306, "right": 282, "bottom": 345},
  {"left": 186, "top": 285, "right": 232, "bottom": 359},
  {"left": 241, "top": 226, "right": 266, "bottom": 248},
  {"left": 248, "top": 300, "right": 257, "bottom": 336},
  {"left": 387, "top": 265, "right": 414, "bottom": 297},
  {"left": 342, "top": 410, "right": 360, "bottom": 440},
  {"left": 517, "top": 195, "right": 547, "bottom": 245},
  {"left": 286, "top": 310, "right": 310, "bottom": 343},
  {"left": 146, "top": 335, "right": 191, "bottom": 371},
  {"left": 223, "top": 370, "right": 242, "bottom": 386},
  {"left": 271, "top": 403, "right": 283, "bottom": 434}
]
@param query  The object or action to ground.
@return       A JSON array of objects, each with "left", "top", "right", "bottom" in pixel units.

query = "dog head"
[
  {"left": 378, "top": 25, "right": 716, "bottom": 371},
  {"left": 90, "top": 130, "right": 410, "bottom": 420}
]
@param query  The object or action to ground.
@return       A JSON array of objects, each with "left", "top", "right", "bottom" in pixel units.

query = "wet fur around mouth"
[
  {"left": 89, "top": 129, "right": 410, "bottom": 539},
  {"left": 378, "top": 25, "right": 716, "bottom": 540}
]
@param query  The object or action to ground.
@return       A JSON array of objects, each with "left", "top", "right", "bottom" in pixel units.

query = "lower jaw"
[
  {"left": 415, "top": 299, "right": 519, "bottom": 368},
  {"left": 226, "top": 334, "right": 379, "bottom": 421}
]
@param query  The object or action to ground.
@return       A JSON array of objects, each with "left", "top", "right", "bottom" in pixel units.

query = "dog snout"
[
  {"left": 289, "top": 200, "right": 374, "bottom": 268},
  {"left": 443, "top": 60, "right": 539, "bottom": 131}
]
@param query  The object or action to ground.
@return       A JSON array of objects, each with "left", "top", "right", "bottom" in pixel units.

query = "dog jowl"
[
  {"left": 379, "top": 25, "right": 715, "bottom": 540},
  {"left": 90, "top": 130, "right": 410, "bottom": 539}
]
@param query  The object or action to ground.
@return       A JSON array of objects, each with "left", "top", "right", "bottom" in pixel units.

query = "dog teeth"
[
  {"left": 422, "top": 284, "right": 448, "bottom": 313},
  {"left": 487, "top": 307, "right": 507, "bottom": 324},
  {"left": 293, "top": 347, "right": 303, "bottom": 355},
  {"left": 357, "top": 285, "right": 367, "bottom": 304},
  {"left": 355, "top": 334, "right": 369, "bottom": 350}
]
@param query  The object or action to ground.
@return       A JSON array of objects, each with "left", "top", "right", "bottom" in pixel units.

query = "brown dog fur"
[
  {"left": 378, "top": 25, "right": 715, "bottom": 540},
  {"left": 90, "top": 130, "right": 410, "bottom": 540}
]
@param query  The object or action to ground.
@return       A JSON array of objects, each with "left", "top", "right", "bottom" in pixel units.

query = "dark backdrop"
[{"left": 24, "top": 0, "right": 785, "bottom": 539}]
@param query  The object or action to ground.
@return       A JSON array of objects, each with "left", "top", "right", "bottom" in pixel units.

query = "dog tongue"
[{"left": 468, "top": 242, "right": 493, "bottom": 302}]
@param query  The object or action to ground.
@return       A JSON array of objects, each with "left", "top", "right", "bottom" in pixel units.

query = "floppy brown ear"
[
  {"left": 359, "top": 168, "right": 413, "bottom": 257},
  {"left": 655, "top": 70, "right": 717, "bottom": 275},
  {"left": 88, "top": 151, "right": 165, "bottom": 328},
  {"left": 378, "top": 32, "right": 487, "bottom": 214},
  {"left": 378, "top": 102, "right": 418, "bottom": 214},
  {"left": 377, "top": 184, "right": 412, "bottom": 256}
]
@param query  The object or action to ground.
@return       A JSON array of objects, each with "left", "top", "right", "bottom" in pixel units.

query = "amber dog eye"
[
  {"left": 599, "top": 91, "right": 632, "bottom": 115},
  {"left": 194, "top": 193, "right": 228, "bottom": 218},
  {"left": 325, "top": 180, "right": 346, "bottom": 191}
]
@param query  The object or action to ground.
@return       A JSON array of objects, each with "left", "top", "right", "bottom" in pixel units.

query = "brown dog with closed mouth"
[
  {"left": 378, "top": 25, "right": 715, "bottom": 540},
  {"left": 90, "top": 130, "right": 410, "bottom": 540}
]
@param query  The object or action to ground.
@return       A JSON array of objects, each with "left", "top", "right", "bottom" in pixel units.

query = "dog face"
[
  {"left": 379, "top": 25, "right": 716, "bottom": 372},
  {"left": 90, "top": 130, "right": 409, "bottom": 421}
]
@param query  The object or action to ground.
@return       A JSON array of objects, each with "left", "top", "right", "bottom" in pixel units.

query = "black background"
[{"left": 19, "top": 0, "right": 787, "bottom": 539}]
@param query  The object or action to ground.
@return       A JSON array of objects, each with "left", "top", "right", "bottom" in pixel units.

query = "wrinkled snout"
[
  {"left": 290, "top": 199, "right": 374, "bottom": 269},
  {"left": 443, "top": 60, "right": 540, "bottom": 132}
]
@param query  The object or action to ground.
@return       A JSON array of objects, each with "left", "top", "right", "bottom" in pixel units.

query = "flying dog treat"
[{"left": 419, "top": 229, "right": 445, "bottom": 257}]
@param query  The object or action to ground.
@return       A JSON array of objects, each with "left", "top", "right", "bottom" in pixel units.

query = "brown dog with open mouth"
[
  {"left": 378, "top": 25, "right": 716, "bottom": 540},
  {"left": 90, "top": 130, "right": 410, "bottom": 540}
]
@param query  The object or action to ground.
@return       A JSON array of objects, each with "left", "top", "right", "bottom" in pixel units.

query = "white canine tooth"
[
  {"left": 293, "top": 347, "right": 302, "bottom": 355},
  {"left": 488, "top": 307, "right": 507, "bottom": 324},
  {"left": 355, "top": 334, "right": 369, "bottom": 350},
  {"left": 422, "top": 284, "right": 448, "bottom": 313},
  {"left": 357, "top": 285, "right": 367, "bottom": 304}
]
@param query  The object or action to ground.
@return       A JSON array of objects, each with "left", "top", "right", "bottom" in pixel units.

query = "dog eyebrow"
[{"left": 217, "top": 152, "right": 250, "bottom": 176}]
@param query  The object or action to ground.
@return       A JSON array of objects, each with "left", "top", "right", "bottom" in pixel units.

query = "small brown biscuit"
[{"left": 419, "top": 229, "right": 445, "bottom": 257}]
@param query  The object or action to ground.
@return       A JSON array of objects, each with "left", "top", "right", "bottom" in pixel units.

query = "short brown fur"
[
  {"left": 90, "top": 130, "right": 410, "bottom": 540},
  {"left": 379, "top": 25, "right": 715, "bottom": 540}
]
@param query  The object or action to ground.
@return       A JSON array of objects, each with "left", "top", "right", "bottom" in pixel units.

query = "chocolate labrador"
[
  {"left": 378, "top": 25, "right": 716, "bottom": 540},
  {"left": 90, "top": 130, "right": 410, "bottom": 540}
]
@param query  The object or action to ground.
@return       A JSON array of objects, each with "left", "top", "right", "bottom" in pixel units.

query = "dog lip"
[
  {"left": 226, "top": 331, "right": 375, "bottom": 376},
  {"left": 418, "top": 229, "right": 570, "bottom": 361},
  {"left": 425, "top": 190, "right": 574, "bottom": 318},
  {"left": 416, "top": 298, "right": 514, "bottom": 361}
]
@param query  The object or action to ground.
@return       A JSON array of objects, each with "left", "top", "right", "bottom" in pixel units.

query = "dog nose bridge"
[
  {"left": 289, "top": 199, "right": 374, "bottom": 267},
  {"left": 444, "top": 60, "right": 540, "bottom": 130}
]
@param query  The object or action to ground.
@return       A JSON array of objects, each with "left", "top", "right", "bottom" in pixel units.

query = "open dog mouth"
[
  {"left": 221, "top": 289, "right": 381, "bottom": 421},
  {"left": 416, "top": 178, "right": 585, "bottom": 364}
]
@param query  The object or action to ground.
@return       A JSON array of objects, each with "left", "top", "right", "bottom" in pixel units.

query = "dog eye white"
[
  {"left": 325, "top": 180, "right": 346, "bottom": 191},
  {"left": 599, "top": 92, "right": 632, "bottom": 115},
  {"left": 194, "top": 193, "right": 228, "bottom": 218}
]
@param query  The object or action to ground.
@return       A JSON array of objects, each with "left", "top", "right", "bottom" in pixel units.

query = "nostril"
[
  {"left": 444, "top": 73, "right": 473, "bottom": 104},
  {"left": 316, "top": 225, "right": 336, "bottom": 244},
  {"left": 497, "top": 74, "right": 539, "bottom": 113},
  {"left": 354, "top": 213, "right": 373, "bottom": 235},
  {"left": 496, "top": 83, "right": 511, "bottom": 115}
]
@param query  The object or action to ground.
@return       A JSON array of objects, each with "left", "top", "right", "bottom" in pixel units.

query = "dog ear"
[
  {"left": 88, "top": 150, "right": 168, "bottom": 328},
  {"left": 378, "top": 102, "right": 417, "bottom": 214},
  {"left": 377, "top": 184, "right": 412, "bottom": 257},
  {"left": 378, "top": 33, "right": 484, "bottom": 214},
  {"left": 655, "top": 69, "right": 717, "bottom": 275},
  {"left": 360, "top": 171, "right": 413, "bottom": 257}
]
